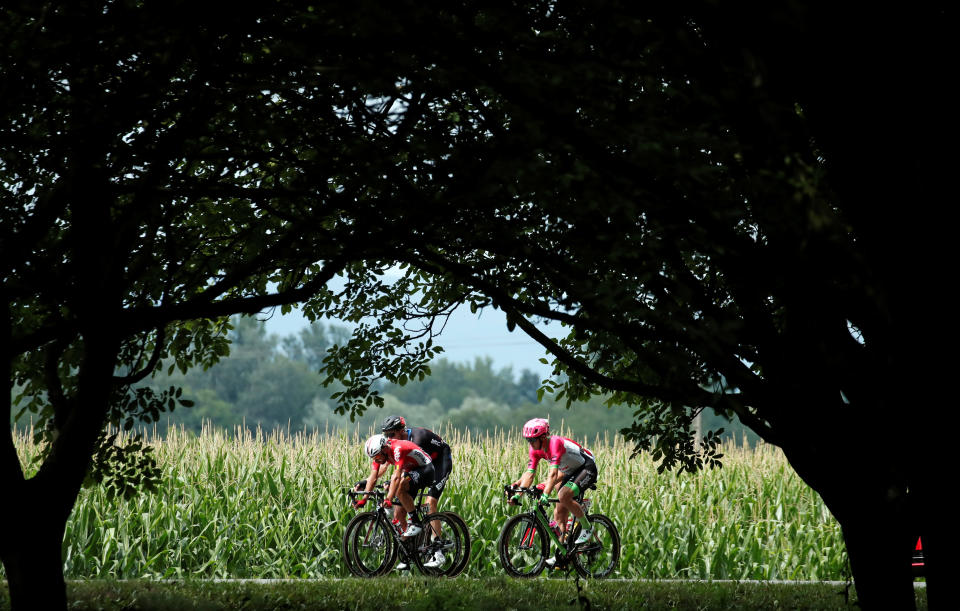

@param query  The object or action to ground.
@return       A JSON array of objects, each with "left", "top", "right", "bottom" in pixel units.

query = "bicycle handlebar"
[
  {"left": 346, "top": 483, "right": 388, "bottom": 499},
  {"left": 503, "top": 485, "right": 559, "bottom": 503}
]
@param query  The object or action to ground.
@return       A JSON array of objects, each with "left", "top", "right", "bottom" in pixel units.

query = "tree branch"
[{"left": 112, "top": 326, "right": 166, "bottom": 385}]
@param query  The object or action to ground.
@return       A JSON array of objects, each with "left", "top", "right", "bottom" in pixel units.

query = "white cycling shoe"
[
  {"left": 395, "top": 562, "right": 409, "bottom": 571},
  {"left": 402, "top": 523, "right": 423, "bottom": 537},
  {"left": 574, "top": 529, "right": 592, "bottom": 545},
  {"left": 423, "top": 550, "right": 446, "bottom": 568}
]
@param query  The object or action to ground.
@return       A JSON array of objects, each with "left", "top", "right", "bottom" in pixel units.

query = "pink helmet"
[{"left": 522, "top": 418, "right": 550, "bottom": 439}]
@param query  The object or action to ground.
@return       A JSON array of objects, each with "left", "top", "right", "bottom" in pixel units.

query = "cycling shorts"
[
  {"left": 560, "top": 459, "right": 597, "bottom": 497},
  {"left": 404, "top": 463, "right": 436, "bottom": 498}
]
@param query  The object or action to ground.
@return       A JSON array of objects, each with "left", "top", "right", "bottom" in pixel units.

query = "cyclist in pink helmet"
[{"left": 511, "top": 418, "right": 597, "bottom": 547}]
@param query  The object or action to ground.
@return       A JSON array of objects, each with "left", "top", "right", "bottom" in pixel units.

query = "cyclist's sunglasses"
[{"left": 383, "top": 428, "right": 403, "bottom": 438}]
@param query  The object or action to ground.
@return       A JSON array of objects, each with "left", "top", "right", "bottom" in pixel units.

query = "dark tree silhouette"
[
  {"left": 2, "top": 2, "right": 951, "bottom": 610},
  {"left": 311, "top": 4, "right": 952, "bottom": 608},
  {"left": 0, "top": 2, "right": 441, "bottom": 607}
]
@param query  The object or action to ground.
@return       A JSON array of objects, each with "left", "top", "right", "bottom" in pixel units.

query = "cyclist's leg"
[
  {"left": 426, "top": 450, "right": 451, "bottom": 537},
  {"left": 566, "top": 464, "right": 597, "bottom": 513},
  {"left": 426, "top": 495, "right": 441, "bottom": 537},
  {"left": 565, "top": 463, "right": 598, "bottom": 540},
  {"left": 401, "top": 465, "right": 434, "bottom": 534},
  {"left": 557, "top": 484, "right": 584, "bottom": 518},
  {"left": 393, "top": 475, "right": 413, "bottom": 530},
  {"left": 554, "top": 472, "right": 574, "bottom": 534},
  {"left": 397, "top": 475, "right": 414, "bottom": 511}
]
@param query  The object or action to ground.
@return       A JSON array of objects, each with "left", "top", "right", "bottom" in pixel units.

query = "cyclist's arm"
[
  {"left": 354, "top": 461, "right": 379, "bottom": 493},
  {"left": 363, "top": 463, "right": 380, "bottom": 492},
  {"left": 384, "top": 464, "right": 403, "bottom": 505},
  {"left": 516, "top": 469, "right": 535, "bottom": 489},
  {"left": 541, "top": 465, "right": 561, "bottom": 496}
]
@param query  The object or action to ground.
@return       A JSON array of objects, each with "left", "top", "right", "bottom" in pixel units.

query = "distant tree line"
[
  {"left": 8, "top": 314, "right": 758, "bottom": 445},
  {"left": 79, "top": 316, "right": 753, "bottom": 444}
]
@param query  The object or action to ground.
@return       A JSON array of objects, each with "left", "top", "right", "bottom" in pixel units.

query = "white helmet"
[{"left": 364, "top": 434, "right": 389, "bottom": 459}]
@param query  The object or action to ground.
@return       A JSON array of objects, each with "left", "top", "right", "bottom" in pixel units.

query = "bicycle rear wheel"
[
  {"left": 569, "top": 513, "right": 620, "bottom": 578},
  {"left": 344, "top": 512, "right": 396, "bottom": 577},
  {"left": 411, "top": 512, "right": 465, "bottom": 576},
  {"left": 497, "top": 514, "right": 548, "bottom": 578},
  {"left": 442, "top": 511, "right": 471, "bottom": 576}
]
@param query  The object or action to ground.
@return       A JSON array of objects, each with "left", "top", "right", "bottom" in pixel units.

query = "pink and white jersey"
[{"left": 527, "top": 435, "right": 595, "bottom": 475}]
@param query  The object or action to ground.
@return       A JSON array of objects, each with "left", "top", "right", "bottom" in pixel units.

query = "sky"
[{"left": 263, "top": 303, "right": 561, "bottom": 380}]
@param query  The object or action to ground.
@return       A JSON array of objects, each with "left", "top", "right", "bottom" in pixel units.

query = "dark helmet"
[{"left": 381, "top": 415, "right": 406, "bottom": 432}]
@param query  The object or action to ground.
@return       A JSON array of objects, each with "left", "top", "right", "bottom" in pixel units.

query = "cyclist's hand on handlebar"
[
  {"left": 381, "top": 498, "right": 393, "bottom": 509},
  {"left": 352, "top": 498, "right": 366, "bottom": 509}
]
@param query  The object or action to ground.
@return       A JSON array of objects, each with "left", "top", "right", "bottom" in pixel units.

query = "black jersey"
[{"left": 406, "top": 427, "right": 449, "bottom": 460}]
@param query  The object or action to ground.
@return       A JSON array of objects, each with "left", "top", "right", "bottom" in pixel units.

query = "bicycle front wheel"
[
  {"left": 570, "top": 513, "right": 620, "bottom": 578},
  {"left": 411, "top": 512, "right": 466, "bottom": 576},
  {"left": 341, "top": 512, "right": 368, "bottom": 576},
  {"left": 344, "top": 512, "right": 396, "bottom": 577},
  {"left": 497, "top": 514, "right": 549, "bottom": 578}
]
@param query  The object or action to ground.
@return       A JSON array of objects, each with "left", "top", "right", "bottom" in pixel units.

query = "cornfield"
[{"left": 9, "top": 423, "right": 847, "bottom": 580}]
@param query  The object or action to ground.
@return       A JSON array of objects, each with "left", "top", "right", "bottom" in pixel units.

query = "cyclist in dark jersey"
[
  {"left": 381, "top": 416, "right": 452, "bottom": 503},
  {"left": 353, "top": 416, "right": 452, "bottom": 503}
]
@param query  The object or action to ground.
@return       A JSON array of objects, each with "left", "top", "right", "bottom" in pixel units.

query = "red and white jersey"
[
  {"left": 373, "top": 439, "right": 432, "bottom": 472},
  {"left": 527, "top": 435, "right": 594, "bottom": 475}
]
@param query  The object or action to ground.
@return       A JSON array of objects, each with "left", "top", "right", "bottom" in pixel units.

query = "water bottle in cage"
[{"left": 549, "top": 520, "right": 562, "bottom": 539}]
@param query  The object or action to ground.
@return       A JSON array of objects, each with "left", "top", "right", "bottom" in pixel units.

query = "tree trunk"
[
  {"left": 780, "top": 432, "right": 919, "bottom": 610},
  {"left": 1, "top": 313, "right": 120, "bottom": 610},
  {"left": 0, "top": 482, "right": 70, "bottom": 611},
  {"left": 840, "top": 516, "right": 917, "bottom": 609}
]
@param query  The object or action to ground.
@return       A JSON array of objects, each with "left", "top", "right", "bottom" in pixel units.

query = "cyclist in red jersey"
[
  {"left": 380, "top": 416, "right": 453, "bottom": 568},
  {"left": 359, "top": 433, "right": 435, "bottom": 538},
  {"left": 380, "top": 416, "right": 452, "bottom": 518},
  {"left": 511, "top": 418, "right": 597, "bottom": 546}
]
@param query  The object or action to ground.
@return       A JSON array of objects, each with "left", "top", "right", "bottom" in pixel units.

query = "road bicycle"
[
  {"left": 342, "top": 484, "right": 470, "bottom": 577},
  {"left": 498, "top": 484, "right": 619, "bottom": 578}
]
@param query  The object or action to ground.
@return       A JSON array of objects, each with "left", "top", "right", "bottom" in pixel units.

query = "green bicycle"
[{"left": 498, "top": 484, "right": 620, "bottom": 578}]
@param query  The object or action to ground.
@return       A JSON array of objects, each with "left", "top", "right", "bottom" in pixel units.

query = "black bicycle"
[
  {"left": 342, "top": 485, "right": 470, "bottom": 577},
  {"left": 498, "top": 484, "right": 620, "bottom": 578}
]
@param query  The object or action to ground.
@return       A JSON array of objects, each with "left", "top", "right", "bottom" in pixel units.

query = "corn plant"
[{"left": 7, "top": 423, "right": 847, "bottom": 579}]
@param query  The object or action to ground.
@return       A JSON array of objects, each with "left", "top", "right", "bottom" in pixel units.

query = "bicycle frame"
[
  {"left": 504, "top": 485, "right": 591, "bottom": 562},
  {"left": 345, "top": 484, "right": 439, "bottom": 575},
  {"left": 349, "top": 485, "right": 428, "bottom": 538},
  {"left": 499, "top": 484, "right": 619, "bottom": 579}
]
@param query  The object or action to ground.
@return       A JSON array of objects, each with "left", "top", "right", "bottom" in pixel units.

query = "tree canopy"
[
  {"left": 2, "top": 2, "right": 952, "bottom": 609},
  {"left": 299, "top": 3, "right": 951, "bottom": 607}
]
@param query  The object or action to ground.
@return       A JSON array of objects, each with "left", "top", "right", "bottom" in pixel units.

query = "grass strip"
[{"left": 0, "top": 578, "right": 928, "bottom": 610}]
